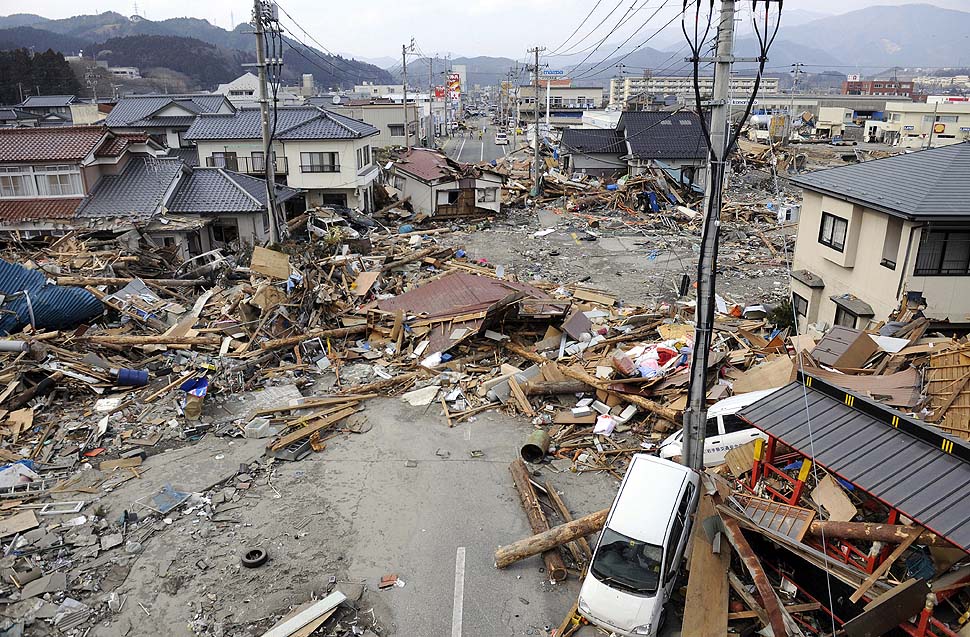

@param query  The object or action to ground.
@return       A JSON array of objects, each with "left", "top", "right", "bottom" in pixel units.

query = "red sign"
[{"left": 433, "top": 86, "right": 446, "bottom": 99}]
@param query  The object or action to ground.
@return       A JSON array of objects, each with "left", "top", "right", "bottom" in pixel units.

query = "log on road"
[
  {"left": 495, "top": 508, "right": 608, "bottom": 569},
  {"left": 509, "top": 459, "right": 567, "bottom": 582}
]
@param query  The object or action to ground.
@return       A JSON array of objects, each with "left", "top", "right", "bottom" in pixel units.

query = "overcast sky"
[{"left": 11, "top": 0, "right": 968, "bottom": 60}]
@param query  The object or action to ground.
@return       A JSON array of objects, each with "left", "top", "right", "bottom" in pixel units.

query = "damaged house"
[{"left": 389, "top": 147, "right": 505, "bottom": 218}]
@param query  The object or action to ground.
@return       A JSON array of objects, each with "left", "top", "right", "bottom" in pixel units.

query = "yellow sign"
[{"left": 933, "top": 123, "right": 946, "bottom": 134}]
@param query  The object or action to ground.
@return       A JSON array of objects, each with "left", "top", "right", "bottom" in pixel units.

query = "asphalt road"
[{"left": 440, "top": 117, "right": 523, "bottom": 164}]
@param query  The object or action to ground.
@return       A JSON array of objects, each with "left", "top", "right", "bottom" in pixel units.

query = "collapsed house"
[{"left": 388, "top": 147, "right": 505, "bottom": 218}]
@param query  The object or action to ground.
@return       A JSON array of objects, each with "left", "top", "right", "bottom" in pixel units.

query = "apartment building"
[
  {"left": 609, "top": 75, "right": 779, "bottom": 105},
  {"left": 883, "top": 102, "right": 970, "bottom": 148},
  {"left": 841, "top": 78, "right": 914, "bottom": 98}
]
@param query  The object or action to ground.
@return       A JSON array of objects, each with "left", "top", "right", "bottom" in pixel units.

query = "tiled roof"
[
  {"left": 790, "top": 142, "right": 970, "bottom": 219},
  {"left": 0, "top": 198, "right": 82, "bottom": 221},
  {"left": 105, "top": 94, "right": 230, "bottom": 127},
  {"left": 0, "top": 108, "right": 38, "bottom": 122},
  {"left": 76, "top": 157, "right": 185, "bottom": 220},
  {"left": 94, "top": 132, "right": 150, "bottom": 158},
  {"left": 168, "top": 168, "right": 299, "bottom": 214},
  {"left": 19, "top": 95, "right": 77, "bottom": 108},
  {"left": 393, "top": 148, "right": 455, "bottom": 182},
  {"left": 617, "top": 111, "right": 707, "bottom": 160},
  {"left": 185, "top": 107, "right": 379, "bottom": 141},
  {"left": 126, "top": 115, "right": 201, "bottom": 129},
  {"left": 166, "top": 147, "right": 199, "bottom": 167},
  {"left": 560, "top": 128, "right": 625, "bottom": 154},
  {"left": 0, "top": 126, "right": 108, "bottom": 162}
]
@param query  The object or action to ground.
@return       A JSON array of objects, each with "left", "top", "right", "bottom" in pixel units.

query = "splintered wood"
[{"left": 927, "top": 345, "right": 970, "bottom": 439}]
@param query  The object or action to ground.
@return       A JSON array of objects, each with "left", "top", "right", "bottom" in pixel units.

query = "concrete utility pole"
[
  {"left": 402, "top": 42, "right": 411, "bottom": 151},
  {"left": 428, "top": 55, "right": 435, "bottom": 148},
  {"left": 682, "top": 0, "right": 737, "bottom": 471},
  {"left": 254, "top": 0, "right": 280, "bottom": 244},
  {"left": 785, "top": 62, "right": 804, "bottom": 145},
  {"left": 529, "top": 46, "right": 545, "bottom": 196}
]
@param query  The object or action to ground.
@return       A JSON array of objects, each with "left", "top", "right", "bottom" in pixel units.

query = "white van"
[
  {"left": 657, "top": 388, "right": 778, "bottom": 467},
  {"left": 578, "top": 455, "right": 699, "bottom": 636},
  {"left": 495, "top": 132, "right": 509, "bottom": 145}
]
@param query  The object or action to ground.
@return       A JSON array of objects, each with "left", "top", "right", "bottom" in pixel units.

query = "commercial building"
[
  {"left": 841, "top": 77, "right": 914, "bottom": 99},
  {"left": 609, "top": 75, "right": 779, "bottom": 105},
  {"left": 882, "top": 101, "right": 970, "bottom": 148},
  {"left": 517, "top": 80, "right": 602, "bottom": 127},
  {"left": 326, "top": 97, "right": 425, "bottom": 148},
  {"left": 789, "top": 143, "right": 970, "bottom": 330}
]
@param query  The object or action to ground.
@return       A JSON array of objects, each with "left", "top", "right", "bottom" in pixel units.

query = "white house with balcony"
[
  {"left": 184, "top": 106, "right": 380, "bottom": 211},
  {"left": 789, "top": 142, "right": 970, "bottom": 331}
]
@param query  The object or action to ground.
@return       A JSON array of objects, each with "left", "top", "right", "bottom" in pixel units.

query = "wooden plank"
[
  {"left": 0, "top": 510, "right": 38, "bottom": 538},
  {"left": 100, "top": 457, "right": 143, "bottom": 471},
  {"left": 682, "top": 493, "right": 730, "bottom": 637},
  {"left": 258, "top": 591, "right": 346, "bottom": 637},
  {"left": 508, "top": 376, "right": 535, "bottom": 416},
  {"left": 849, "top": 528, "right": 921, "bottom": 603},
  {"left": 729, "top": 602, "right": 820, "bottom": 620},
  {"left": 270, "top": 406, "right": 357, "bottom": 451},
  {"left": 928, "top": 369, "right": 970, "bottom": 423},
  {"left": 728, "top": 571, "right": 769, "bottom": 627}
]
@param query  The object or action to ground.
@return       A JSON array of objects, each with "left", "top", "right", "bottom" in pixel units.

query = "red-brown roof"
[
  {"left": 0, "top": 126, "right": 108, "bottom": 163},
  {"left": 94, "top": 132, "right": 150, "bottom": 158},
  {"left": 0, "top": 198, "right": 83, "bottom": 221},
  {"left": 394, "top": 148, "right": 455, "bottom": 182}
]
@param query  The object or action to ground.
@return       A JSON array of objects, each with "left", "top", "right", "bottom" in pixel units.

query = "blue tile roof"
[
  {"left": 105, "top": 94, "right": 230, "bottom": 128},
  {"left": 185, "top": 106, "right": 379, "bottom": 141},
  {"left": 76, "top": 157, "right": 185, "bottom": 219},
  {"left": 617, "top": 111, "right": 708, "bottom": 160},
  {"left": 168, "top": 168, "right": 299, "bottom": 214}
]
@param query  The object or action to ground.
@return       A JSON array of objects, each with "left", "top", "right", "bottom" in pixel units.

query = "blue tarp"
[{"left": 0, "top": 259, "right": 103, "bottom": 335}]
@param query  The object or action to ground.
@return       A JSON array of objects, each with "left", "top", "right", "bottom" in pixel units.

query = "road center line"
[
  {"left": 463, "top": 427, "right": 471, "bottom": 440},
  {"left": 456, "top": 137, "right": 466, "bottom": 161},
  {"left": 480, "top": 139, "right": 484, "bottom": 161},
  {"left": 452, "top": 546, "right": 466, "bottom": 637}
]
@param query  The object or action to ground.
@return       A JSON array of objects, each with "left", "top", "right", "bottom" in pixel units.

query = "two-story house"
[
  {"left": 0, "top": 125, "right": 164, "bottom": 234},
  {"left": 16, "top": 95, "right": 80, "bottom": 126},
  {"left": 325, "top": 98, "right": 423, "bottom": 149},
  {"left": 185, "top": 106, "right": 380, "bottom": 211},
  {"left": 105, "top": 94, "right": 236, "bottom": 161},
  {"left": 616, "top": 111, "right": 708, "bottom": 187},
  {"left": 790, "top": 142, "right": 970, "bottom": 331}
]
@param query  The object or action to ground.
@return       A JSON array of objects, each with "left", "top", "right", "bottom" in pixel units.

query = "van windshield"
[{"left": 590, "top": 528, "right": 663, "bottom": 595}]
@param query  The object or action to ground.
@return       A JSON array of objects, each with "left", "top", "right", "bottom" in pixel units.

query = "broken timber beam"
[
  {"left": 260, "top": 325, "right": 368, "bottom": 351},
  {"left": 76, "top": 335, "right": 222, "bottom": 346},
  {"left": 522, "top": 379, "right": 593, "bottom": 396},
  {"left": 806, "top": 520, "right": 952, "bottom": 548},
  {"left": 509, "top": 459, "right": 566, "bottom": 582},
  {"left": 57, "top": 277, "right": 207, "bottom": 287},
  {"left": 504, "top": 341, "right": 679, "bottom": 423},
  {"left": 335, "top": 370, "right": 425, "bottom": 395},
  {"left": 495, "top": 508, "right": 608, "bottom": 569}
]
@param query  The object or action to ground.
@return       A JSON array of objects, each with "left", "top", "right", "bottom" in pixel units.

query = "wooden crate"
[{"left": 926, "top": 346, "right": 970, "bottom": 440}]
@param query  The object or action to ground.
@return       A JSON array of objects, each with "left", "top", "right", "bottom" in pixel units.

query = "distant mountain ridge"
[{"left": 0, "top": 11, "right": 394, "bottom": 90}]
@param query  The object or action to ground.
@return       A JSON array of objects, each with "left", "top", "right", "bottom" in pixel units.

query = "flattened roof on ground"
[
  {"left": 617, "top": 111, "right": 707, "bottom": 160},
  {"left": 185, "top": 106, "right": 379, "bottom": 140},
  {"left": 377, "top": 271, "right": 552, "bottom": 320},
  {"left": 76, "top": 157, "right": 185, "bottom": 220},
  {"left": 168, "top": 168, "right": 299, "bottom": 214},
  {"left": 0, "top": 126, "right": 107, "bottom": 162},
  {"left": 790, "top": 142, "right": 970, "bottom": 219},
  {"left": 560, "top": 128, "right": 625, "bottom": 155},
  {"left": 739, "top": 375, "right": 970, "bottom": 553}
]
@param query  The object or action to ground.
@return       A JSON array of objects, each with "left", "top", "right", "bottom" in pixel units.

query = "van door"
[
  {"left": 661, "top": 481, "right": 695, "bottom": 598},
  {"left": 718, "top": 414, "right": 767, "bottom": 460},
  {"left": 701, "top": 417, "right": 723, "bottom": 466}
]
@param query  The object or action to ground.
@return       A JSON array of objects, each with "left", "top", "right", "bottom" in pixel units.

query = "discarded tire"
[{"left": 241, "top": 548, "right": 268, "bottom": 568}]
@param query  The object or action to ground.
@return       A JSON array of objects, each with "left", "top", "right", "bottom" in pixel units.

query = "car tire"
[{"left": 241, "top": 548, "right": 268, "bottom": 568}]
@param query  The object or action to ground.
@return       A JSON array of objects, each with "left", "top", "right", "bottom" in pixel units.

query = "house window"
[
  {"left": 363, "top": 145, "right": 371, "bottom": 165},
  {"left": 914, "top": 230, "right": 970, "bottom": 275},
  {"left": 819, "top": 212, "right": 848, "bottom": 252},
  {"left": 477, "top": 188, "right": 497, "bottom": 203},
  {"left": 392, "top": 175, "right": 406, "bottom": 191},
  {"left": 792, "top": 292, "right": 808, "bottom": 317},
  {"left": 834, "top": 306, "right": 858, "bottom": 328},
  {"left": 881, "top": 217, "right": 903, "bottom": 269},
  {"left": 211, "top": 152, "right": 238, "bottom": 171},
  {"left": 389, "top": 124, "right": 405, "bottom": 137},
  {"left": 0, "top": 166, "right": 35, "bottom": 197},
  {"left": 34, "top": 165, "right": 82, "bottom": 197},
  {"left": 436, "top": 190, "right": 459, "bottom": 205},
  {"left": 251, "top": 151, "right": 265, "bottom": 172},
  {"left": 300, "top": 152, "right": 339, "bottom": 173},
  {"left": 211, "top": 219, "right": 239, "bottom": 244}
]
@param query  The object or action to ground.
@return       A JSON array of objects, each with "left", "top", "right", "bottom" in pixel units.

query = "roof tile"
[
  {"left": 0, "top": 126, "right": 107, "bottom": 162},
  {"left": 0, "top": 198, "right": 82, "bottom": 221},
  {"left": 618, "top": 111, "right": 707, "bottom": 160}
]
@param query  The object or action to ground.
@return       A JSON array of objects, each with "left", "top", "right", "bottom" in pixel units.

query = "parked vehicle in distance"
[
  {"left": 578, "top": 455, "right": 699, "bottom": 636},
  {"left": 495, "top": 132, "right": 509, "bottom": 145},
  {"left": 657, "top": 388, "right": 778, "bottom": 467}
]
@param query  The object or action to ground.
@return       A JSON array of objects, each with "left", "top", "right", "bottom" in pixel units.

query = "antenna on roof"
[{"left": 143, "top": 155, "right": 159, "bottom": 177}]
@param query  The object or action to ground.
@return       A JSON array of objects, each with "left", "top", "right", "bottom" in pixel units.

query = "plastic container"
[{"left": 115, "top": 368, "right": 150, "bottom": 386}]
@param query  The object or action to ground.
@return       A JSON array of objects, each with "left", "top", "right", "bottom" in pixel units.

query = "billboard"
[
  {"left": 433, "top": 86, "right": 446, "bottom": 99},
  {"left": 447, "top": 72, "right": 461, "bottom": 102}
]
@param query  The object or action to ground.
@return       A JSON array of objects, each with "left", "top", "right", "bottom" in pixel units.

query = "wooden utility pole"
[
  {"left": 529, "top": 46, "right": 545, "bottom": 195},
  {"left": 402, "top": 41, "right": 412, "bottom": 151}
]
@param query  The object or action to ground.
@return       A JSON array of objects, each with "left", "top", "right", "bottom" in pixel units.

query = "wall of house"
[
  {"left": 791, "top": 191, "right": 920, "bottom": 328},
  {"left": 567, "top": 152, "right": 626, "bottom": 178},
  {"left": 331, "top": 104, "right": 421, "bottom": 148},
  {"left": 885, "top": 103, "right": 970, "bottom": 148}
]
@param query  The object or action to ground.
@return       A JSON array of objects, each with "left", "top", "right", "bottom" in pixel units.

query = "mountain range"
[{"left": 0, "top": 11, "right": 394, "bottom": 90}]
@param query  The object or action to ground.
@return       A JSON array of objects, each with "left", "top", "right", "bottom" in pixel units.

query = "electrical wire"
[
  {"left": 570, "top": 0, "right": 675, "bottom": 81},
  {"left": 553, "top": 0, "right": 628, "bottom": 57},
  {"left": 566, "top": 1, "right": 645, "bottom": 76},
  {"left": 547, "top": 0, "right": 605, "bottom": 56}
]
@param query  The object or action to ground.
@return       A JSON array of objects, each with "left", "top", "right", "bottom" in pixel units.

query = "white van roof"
[
  {"left": 607, "top": 455, "right": 692, "bottom": 544},
  {"left": 707, "top": 387, "right": 782, "bottom": 419}
]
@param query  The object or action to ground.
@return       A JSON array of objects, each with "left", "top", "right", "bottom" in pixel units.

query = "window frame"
[
  {"left": 300, "top": 151, "right": 340, "bottom": 173},
  {"left": 818, "top": 212, "right": 848, "bottom": 252},
  {"left": 834, "top": 306, "right": 858, "bottom": 329},
  {"left": 914, "top": 229, "right": 970, "bottom": 276},
  {"left": 792, "top": 292, "right": 808, "bottom": 318},
  {"left": 388, "top": 124, "right": 405, "bottom": 137}
]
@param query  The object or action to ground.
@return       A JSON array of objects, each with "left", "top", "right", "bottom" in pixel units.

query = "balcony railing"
[{"left": 205, "top": 155, "right": 288, "bottom": 175}]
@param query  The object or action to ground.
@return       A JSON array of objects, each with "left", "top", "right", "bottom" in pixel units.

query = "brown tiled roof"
[
  {"left": 0, "top": 126, "right": 108, "bottom": 163},
  {"left": 394, "top": 148, "right": 455, "bottom": 182},
  {"left": 0, "top": 198, "right": 83, "bottom": 221},
  {"left": 94, "top": 133, "right": 150, "bottom": 158}
]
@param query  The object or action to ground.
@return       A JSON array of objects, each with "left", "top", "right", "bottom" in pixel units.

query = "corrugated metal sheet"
[
  {"left": 739, "top": 375, "right": 970, "bottom": 553},
  {"left": 0, "top": 260, "right": 103, "bottom": 335}
]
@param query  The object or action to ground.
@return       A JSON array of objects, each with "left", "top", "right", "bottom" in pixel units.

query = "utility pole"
[
  {"left": 402, "top": 41, "right": 411, "bottom": 151},
  {"left": 529, "top": 46, "right": 545, "bottom": 196},
  {"left": 926, "top": 100, "right": 940, "bottom": 149},
  {"left": 682, "top": 0, "right": 737, "bottom": 471},
  {"left": 428, "top": 55, "right": 435, "bottom": 148},
  {"left": 784, "top": 62, "right": 803, "bottom": 145},
  {"left": 254, "top": 0, "right": 280, "bottom": 244}
]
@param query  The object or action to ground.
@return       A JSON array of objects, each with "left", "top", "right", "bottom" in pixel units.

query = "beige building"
[
  {"left": 789, "top": 143, "right": 970, "bottom": 331},
  {"left": 186, "top": 106, "right": 380, "bottom": 211},
  {"left": 326, "top": 98, "right": 423, "bottom": 148},
  {"left": 609, "top": 75, "right": 778, "bottom": 105},
  {"left": 884, "top": 102, "right": 970, "bottom": 148},
  {"left": 517, "top": 81, "right": 602, "bottom": 127}
]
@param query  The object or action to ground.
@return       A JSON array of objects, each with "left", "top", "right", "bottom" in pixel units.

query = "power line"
[
  {"left": 571, "top": 0, "right": 674, "bottom": 80},
  {"left": 547, "top": 0, "right": 605, "bottom": 56},
  {"left": 553, "top": 0, "right": 628, "bottom": 57},
  {"left": 566, "top": 1, "right": 645, "bottom": 77}
]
